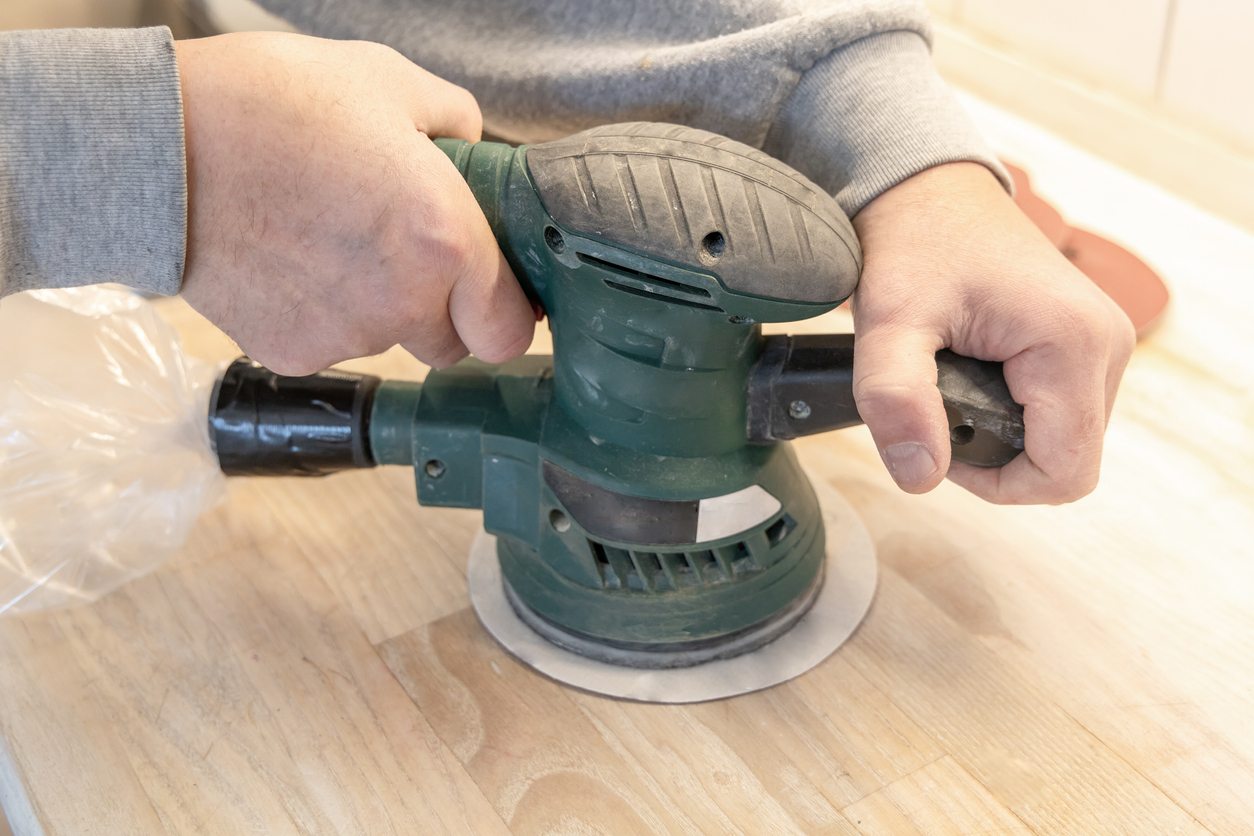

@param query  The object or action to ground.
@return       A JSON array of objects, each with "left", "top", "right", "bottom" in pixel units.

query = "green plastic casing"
[{"left": 366, "top": 134, "right": 846, "bottom": 646}]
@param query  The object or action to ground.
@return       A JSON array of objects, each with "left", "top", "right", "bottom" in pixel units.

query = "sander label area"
[{"left": 696, "top": 485, "right": 782, "bottom": 542}]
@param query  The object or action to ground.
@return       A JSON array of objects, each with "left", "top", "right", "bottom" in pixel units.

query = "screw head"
[
  {"left": 788, "top": 400, "right": 812, "bottom": 420},
  {"left": 424, "top": 459, "right": 447, "bottom": 478}
]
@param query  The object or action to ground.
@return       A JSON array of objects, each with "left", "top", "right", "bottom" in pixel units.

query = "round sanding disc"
[
  {"left": 467, "top": 474, "right": 877, "bottom": 703},
  {"left": 1062, "top": 228, "right": 1170, "bottom": 337},
  {"left": 1003, "top": 158, "right": 1170, "bottom": 338}
]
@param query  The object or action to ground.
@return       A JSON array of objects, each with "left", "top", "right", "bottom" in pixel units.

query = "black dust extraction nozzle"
[{"left": 210, "top": 358, "right": 381, "bottom": 476}]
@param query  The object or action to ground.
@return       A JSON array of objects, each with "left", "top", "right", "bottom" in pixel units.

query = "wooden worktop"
[{"left": 3, "top": 103, "right": 1254, "bottom": 834}]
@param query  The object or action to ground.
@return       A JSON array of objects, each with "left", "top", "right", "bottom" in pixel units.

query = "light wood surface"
[{"left": 3, "top": 100, "right": 1254, "bottom": 835}]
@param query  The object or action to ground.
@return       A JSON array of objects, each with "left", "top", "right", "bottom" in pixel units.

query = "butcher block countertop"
[{"left": 2, "top": 96, "right": 1253, "bottom": 835}]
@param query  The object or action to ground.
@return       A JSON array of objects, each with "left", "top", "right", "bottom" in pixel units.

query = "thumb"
[{"left": 853, "top": 324, "right": 951, "bottom": 493}]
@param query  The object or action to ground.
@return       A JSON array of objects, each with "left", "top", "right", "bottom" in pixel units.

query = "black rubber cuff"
[{"left": 210, "top": 358, "right": 381, "bottom": 477}]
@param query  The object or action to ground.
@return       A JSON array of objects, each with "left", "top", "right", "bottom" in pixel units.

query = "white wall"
[
  {"left": 930, "top": 0, "right": 1254, "bottom": 156},
  {"left": 961, "top": 0, "right": 1172, "bottom": 100},
  {"left": 1161, "top": 0, "right": 1254, "bottom": 155}
]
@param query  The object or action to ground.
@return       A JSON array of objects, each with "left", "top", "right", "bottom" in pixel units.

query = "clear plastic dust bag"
[{"left": 0, "top": 287, "right": 224, "bottom": 614}]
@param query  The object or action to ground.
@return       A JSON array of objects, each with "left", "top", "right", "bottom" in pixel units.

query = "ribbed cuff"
[
  {"left": 763, "top": 30, "right": 1011, "bottom": 216},
  {"left": 0, "top": 26, "right": 186, "bottom": 298}
]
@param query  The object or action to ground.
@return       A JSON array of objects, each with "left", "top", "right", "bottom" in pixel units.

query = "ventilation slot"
[
  {"left": 590, "top": 540, "right": 638, "bottom": 589},
  {"left": 716, "top": 540, "right": 757, "bottom": 575},
  {"left": 578, "top": 253, "right": 724, "bottom": 312},
  {"left": 660, "top": 553, "right": 699, "bottom": 589},
  {"left": 629, "top": 551, "right": 664, "bottom": 591},
  {"left": 587, "top": 536, "right": 775, "bottom": 590},
  {"left": 765, "top": 514, "right": 795, "bottom": 547},
  {"left": 579, "top": 254, "right": 711, "bottom": 296},
  {"left": 602, "top": 281, "right": 724, "bottom": 312},
  {"left": 686, "top": 549, "right": 726, "bottom": 583}
]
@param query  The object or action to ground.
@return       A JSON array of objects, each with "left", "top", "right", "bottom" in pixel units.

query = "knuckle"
[
  {"left": 1057, "top": 285, "right": 1131, "bottom": 349},
  {"left": 1111, "top": 306, "right": 1137, "bottom": 357},
  {"left": 1052, "top": 301, "right": 1108, "bottom": 351},
  {"left": 1040, "top": 440, "right": 1103, "bottom": 505},
  {"left": 450, "top": 84, "right": 481, "bottom": 118},
  {"left": 425, "top": 221, "right": 480, "bottom": 278},
  {"left": 361, "top": 39, "right": 404, "bottom": 66},
  {"left": 395, "top": 190, "right": 478, "bottom": 279}
]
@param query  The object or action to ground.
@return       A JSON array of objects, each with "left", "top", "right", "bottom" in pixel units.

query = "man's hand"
[
  {"left": 851, "top": 162, "right": 1135, "bottom": 504},
  {"left": 175, "top": 33, "right": 535, "bottom": 375}
]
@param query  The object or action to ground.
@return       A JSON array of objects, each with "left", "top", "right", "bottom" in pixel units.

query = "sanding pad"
[{"left": 467, "top": 474, "right": 877, "bottom": 703}]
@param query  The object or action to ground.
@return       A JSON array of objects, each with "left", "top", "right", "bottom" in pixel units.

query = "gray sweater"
[
  {"left": 0, "top": 3, "right": 1005, "bottom": 299},
  {"left": 0, "top": 27, "right": 186, "bottom": 298}
]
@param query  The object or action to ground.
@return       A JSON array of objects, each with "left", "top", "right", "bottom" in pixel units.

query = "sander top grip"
[{"left": 746, "top": 334, "right": 1026, "bottom": 468}]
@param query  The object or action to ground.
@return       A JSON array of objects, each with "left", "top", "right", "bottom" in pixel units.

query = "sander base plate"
[{"left": 467, "top": 473, "right": 877, "bottom": 703}]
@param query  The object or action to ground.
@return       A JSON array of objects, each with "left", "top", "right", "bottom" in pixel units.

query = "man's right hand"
[{"left": 175, "top": 32, "right": 535, "bottom": 375}]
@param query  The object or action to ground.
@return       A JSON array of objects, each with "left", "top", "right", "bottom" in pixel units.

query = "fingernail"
[{"left": 881, "top": 442, "right": 938, "bottom": 487}]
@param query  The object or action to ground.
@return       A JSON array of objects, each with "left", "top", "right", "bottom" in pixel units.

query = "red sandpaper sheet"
[{"left": 1004, "top": 161, "right": 1169, "bottom": 338}]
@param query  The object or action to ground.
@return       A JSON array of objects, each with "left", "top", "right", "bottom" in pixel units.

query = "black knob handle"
[
  {"left": 747, "top": 335, "right": 1025, "bottom": 467},
  {"left": 210, "top": 358, "right": 381, "bottom": 476},
  {"left": 935, "top": 349, "right": 1025, "bottom": 467}
]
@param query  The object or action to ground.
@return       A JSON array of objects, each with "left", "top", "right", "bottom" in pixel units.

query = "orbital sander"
[{"left": 210, "top": 123, "right": 1023, "bottom": 701}]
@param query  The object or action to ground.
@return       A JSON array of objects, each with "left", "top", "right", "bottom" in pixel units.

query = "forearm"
[{"left": 0, "top": 26, "right": 186, "bottom": 299}]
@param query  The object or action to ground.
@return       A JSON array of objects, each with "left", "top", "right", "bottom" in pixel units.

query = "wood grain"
[
  {"left": 843, "top": 756, "right": 1030, "bottom": 835},
  {"left": 4, "top": 119, "right": 1254, "bottom": 833},
  {"left": 1, "top": 485, "right": 510, "bottom": 836},
  {"left": 5, "top": 277, "right": 1254, "bottom": 833}
]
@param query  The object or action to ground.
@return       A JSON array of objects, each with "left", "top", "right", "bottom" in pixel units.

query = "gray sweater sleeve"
[
  {"left": 765, "top": 29, "right": 1008, "bottom": 212},
  {"left": 257, "top": 0, "right": 1009, "bottom": 215},
  {"left": 0, "top": 26, "right": 186, "bottom": 299}
]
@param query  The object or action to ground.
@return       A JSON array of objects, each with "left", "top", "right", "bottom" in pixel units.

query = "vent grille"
[{"left": 588, "top": 514, "right": 797, "bottom": 591}]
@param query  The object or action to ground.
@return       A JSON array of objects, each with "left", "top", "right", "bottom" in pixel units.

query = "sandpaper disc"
[
  {"left": 1062, "top": 228, "right": 1170, "bottom": 337},
  {"left": 1004, "top": 159, "right": 1170, "bottom": 338},
  {"left": 467, "top": 473, "right": 877, "bottom": 703}
]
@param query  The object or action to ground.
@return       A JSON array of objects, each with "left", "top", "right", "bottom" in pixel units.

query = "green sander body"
[{"left": 211, "top": 123, "right": 1024, "bottom": 667}]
